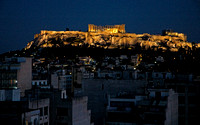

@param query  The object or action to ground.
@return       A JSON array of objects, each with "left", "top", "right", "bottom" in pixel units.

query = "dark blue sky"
[{"left": 0, "top": 0, "right": 200, "bottom": 54}]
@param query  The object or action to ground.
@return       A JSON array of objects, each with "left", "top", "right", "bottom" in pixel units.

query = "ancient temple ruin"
[{"left": 88, "top": 24, "right": 125, "bottom": 33}]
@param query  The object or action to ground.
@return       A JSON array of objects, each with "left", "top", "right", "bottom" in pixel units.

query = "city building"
[
  {"left": 27, "top": 98, "right": 50, "bottom": 125},
  {"left": 165, "top": 76, "right": 200, "bottom": 125},
  {"left": 0, "top": 88, "right": 20, "bottom": 101},
  {"left": 0, "top": 101, "right": 38, "bottom": 125},
  {"left": 51, "top": 71, "right": 72, "bottom": 92},
  {"left": 0, "top": 57, "right": 32, "bottom": 97},
  {"left": 0, "top": 90, "right": 50, "bottom": 125},
  {"left": 25, "top": 88, "right": 93, "bottom": 125},
  {"left": 106, "top": 89, "right": 178, "bottom": 125},
  {"left": 106, "top": 94, "right": 142, "bottom": 124},
  {"left": 146, "top": 71, "right": 200, "bottom": 125},
  {"left": 80, "top": 78, "right": 147, "bottom": 125},
  {"left": 136, "top": 89, "right": 178, "bottom": 125},
  {"left": 32, "top": 80, "right": 50, "bottom": 89}
]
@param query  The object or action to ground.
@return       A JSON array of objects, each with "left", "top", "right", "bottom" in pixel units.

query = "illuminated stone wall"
[{"left": 26, "top": 24, "right": 199, "bottom": 51}]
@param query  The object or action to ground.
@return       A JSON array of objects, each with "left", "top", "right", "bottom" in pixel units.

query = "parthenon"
[{"left": 88, "top": 24, "right": 125, "bottom": 33}]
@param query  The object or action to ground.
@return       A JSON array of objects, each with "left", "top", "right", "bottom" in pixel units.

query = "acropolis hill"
[{"left": 25, "top": 24, "right": 199, "bottom": 51}]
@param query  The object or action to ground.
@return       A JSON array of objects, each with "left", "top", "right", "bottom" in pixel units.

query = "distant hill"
[
  {"left": 2, "top": 28, "right": 200, "bottom": 59},
  {"left": 25, "top": 30, "right": 199, "bottom": 52}
]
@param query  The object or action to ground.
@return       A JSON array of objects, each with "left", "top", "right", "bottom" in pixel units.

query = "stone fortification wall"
[
  {"left": 34, "top": 30, "right": 86, "bottom": 39},
  {"left": 26, "top": 25, "right": 196, "bottom": 51}
]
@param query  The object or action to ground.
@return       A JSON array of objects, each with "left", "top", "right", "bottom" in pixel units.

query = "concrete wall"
[
  {"left": 165, "top": 89, "right": 178, "bottom": 125},
  {"left": 72, "top": 96, "right": 92, "bottom": 125},
  {"left": 51, "top": 73, "right": 59, "bottom": 89},
  {"left": 29, "top": 98, "right": 50, "bottom": 125},
  {"left": 17, "top": 57, "right": 32, "bottom": 97},
  {"left": 23, "top": 110, "right": 40, "bottom": 125}
]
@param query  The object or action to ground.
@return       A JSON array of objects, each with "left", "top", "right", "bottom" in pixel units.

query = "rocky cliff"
[{"left": 25, "top": 29, "right": 198, "bottom": 52}]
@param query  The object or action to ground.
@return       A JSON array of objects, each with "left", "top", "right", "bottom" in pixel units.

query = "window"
[
  {"left": 110, "top": 101, "right": 134, "bottom": 107},
  {"left": 57, "top": 123, "right": 67, "bottom": 125},
  {"left": 57, "top": 108, "right": 68, "bottom": 116},
  {"left": 155, "top": 92, "right": 161, "bottom": 100},
  {"left": 189, "top": 107, "right": 198, "bottom": 115},
  {"left": 40, "top": 108, "right": 43, "bottom": 116},
  {"left": 188, "top": 86, "right": 196, "bottom": 93},
  {"left": 178, "top": 96, "right": 185, "bottom": 104},
  {"left": 34, "top": 118, "right": 38, "bottom": 125},
  {"left": 44, "top": 122, "right": 48, "bottom": 125},
  {"left": 157, "top": 81, "right": 160, "bottom": 86},
  {"left": 101, "top": 84, "right": 104, "bottom": 90},
  {"left": 129, "top": 72, "right": 132, "bottom": 79},
  {"left": 179, "top": 117, "right": 185, "bottom": 125},
  {"left": 116, "top": 74, "right": 120, "bottom": 77},
  {"left": 155, "top": 73, "right": 158, "bottom": 77},
  {"left": 44, "top": 106, "right": 48, "bottom": 115},
  {"left": 177, "top": 86, "right": 185, "bottom": 93},
  {"left": 188, "top": 96, "right": 197, "bottom": 104},
  {"left": 179, "top": 107, "right": 185, "bottom": 114},
  {"left": 105, "top": 74, "right": 109, "bottom": 79}
]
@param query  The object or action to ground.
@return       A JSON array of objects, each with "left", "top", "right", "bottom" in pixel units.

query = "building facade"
[{"left": 0, "top": 57, "right": 32, "bottom": 97}]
